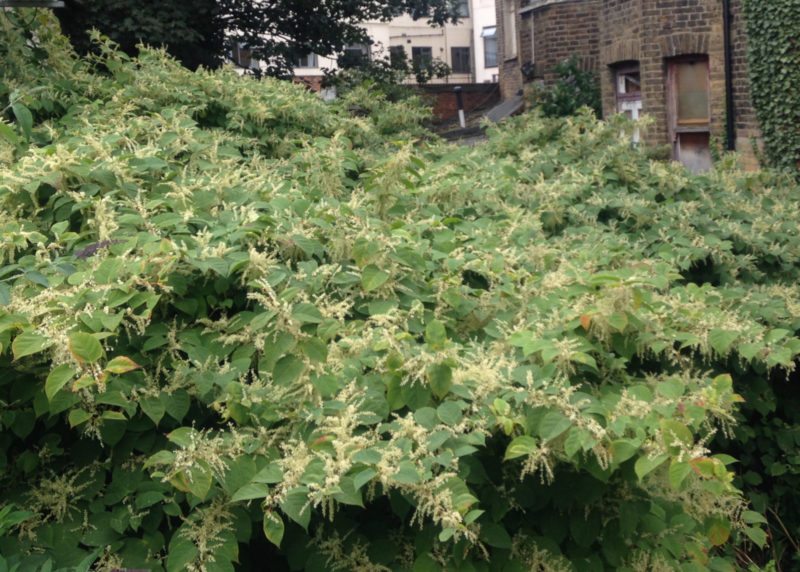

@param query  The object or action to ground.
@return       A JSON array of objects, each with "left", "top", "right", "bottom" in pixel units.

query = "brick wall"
[
  {"left": 497, "top": 0, "right": 524, "bottom": 98},
  {"left": 530, "top": 1, "right": 601, "bottom": 84},
  {"left": 728, "top": 0, "right": 761, "bottom": 169},
  {"left": 598, "top": 0, "right": 760, "bottom": 168},
  {"left": 419, "top": 84, "right": 501, "bottom": 120},
  {"left": 494, "top": 0, "right": 763, "bottom": 166},
  {"left": 293, "top": 76, "right": 325, "bottom": 92}
]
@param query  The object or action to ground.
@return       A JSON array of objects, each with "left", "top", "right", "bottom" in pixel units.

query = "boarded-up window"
[
  {"left": 674, "top": 61, "right": 710, "bottom": 125},
  {"left": 668, "top": 56, "right": 711, "bottom": 172}
]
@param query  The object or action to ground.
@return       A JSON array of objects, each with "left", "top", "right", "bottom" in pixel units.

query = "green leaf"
[
  {"left": 68, "top": 409, "right": 91, "bottom": 427},
  {"left": 272, "top": 354, "right": 304, "bottom": 386},
  {"left": 425, "top": 319, "right": 447, "bottom": 349},
  {"left": 68, "top": 332, "right": 104, "bottom": 364},
  {"left": 163, "top": 390, "right": 190, "bottom": 421},
  {"left": 292, "top": 303, "right": 323, "bottom": 324},
  {"left": 45, "top": 364, "right": 76, "bottom": 401},
  {"left": 263, "top": 511, "right": 285, "bottom": 547},
  {"left": 0, "top": 120, "right": 19, "bottom": 145},
  {"left": 708, "top": 329, "right": 737, "bottom": 355},
  {"left": 280, "top": 487, "right": 311, "bottom": 530},
  {"left": 361, "top": 264, "right": 390, "bottom": 292},
  {"left": 12, "top": 332, "right": 52, "bottom": 360},
  {"left": 392, "top": 461, "right": 422, "bottom": 485},
  {"left": 743, "top": 526, "right": 767, "bottom": 548},
  {"left": 660, "top": 419, "right": 693, "bottom": 453},
  {"left": 504, "top": 435, "right": 537, "bottom": 461},
  {"left": 609, "top": 440, "right": 639, "bottom": 464},
  {"left": 668, "top": 461, "right": 692, "bottom": 490},
  {"left": 741, "top": 510, "right": 767, "bottom": 525},
  {"left": 634, "top": 454, "right": 669, "bottom": 480},
  {"left": 140, "top": 396, "right": 166, "bottom": 425},
  {"left": 11, "top": 103, "right": 33, "bottom": 140},
  {"left": 187, "top": 466, "right": 213, "bottom": 500},
  {"left": 436, "top": 401, "right": 462, "bottom": 426},
  {"left": 167, "top": 534, "right": 198, "bottom": 572},
  {"left": 481, "top": 522, "right": 512, "bottom": 549},
  {"left": 539, "top": 411, "right": 571, "bottom": 442},
  {"left": 353, "top": 468, "right": 377, "bottom": 490},
  {"left": 428, "top": 363, "right": 453, "bottom": 399},
  {"left": 607, "top": 311, "right": 628, "bottom": 332},
  {"left": 231, "top": 483, "right": 268, "bottom": 502},
  {"left": 167, "top": 427, "right": 194, "bottom": 447}
]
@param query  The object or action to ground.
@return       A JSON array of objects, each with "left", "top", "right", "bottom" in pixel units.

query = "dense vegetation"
[
  {"left": 743, "top": 0, "right": 800, "bottom": 174},
  {"left": 2, "top": 11, "right": 800, "bottom": 572}
]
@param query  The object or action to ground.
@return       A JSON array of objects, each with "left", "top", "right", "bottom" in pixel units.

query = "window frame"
[
  {"left": 666, "top": 55, "right": 713, "bottom": 172},
  {"left": 482, "top": 27, "right": 498, "bottom": 68},
  {"left": 612, "top": 62, "right": 642, "bottom": 144},
  {"left": 667, "top": 55, "right": 711, "bottom": 131},
  {"left": 451, "top": 46, "right": 471, "bottom": 74},
  {"left": 411, "top": 46, "right": 433, "bottom": 68},
  {"left": 293, "top": 53, "right": 318, "bottom": 69}
]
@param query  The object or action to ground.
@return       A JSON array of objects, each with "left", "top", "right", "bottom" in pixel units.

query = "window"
[
  {"left": 668, "top": 56, "right": 711, "bottom": 172},
  {"left": 339, "top": 44, "right": 370, "bottom": 67},
  {"left": 451, "top": 47, "right": 471, "bottom": 74},
  {"left": 673, "top": 60, "right": 710, "bottom": 125},
  {"left": 614, "top": 63, "right": 642, "bottom": 143},
  {"left": 293, "top": 53, "right": 318, "bottom": 68},
  {"left": 232, "top": 43, "right": 252, "bottom": 69},
  {"left": 389, "top": 45, "right": 407, "bottom": 69},
  {"left": 482, "top": 27, "right": 498, "bottom": 67},
  {"left": 412, "top": 46, "right": 433, "bottom": 68},
  {"left": 502, "top": 0, "right": 517, "bottom": 60},
  {"left": 455, "top": 0, "right": 469, "bottom": 17}
]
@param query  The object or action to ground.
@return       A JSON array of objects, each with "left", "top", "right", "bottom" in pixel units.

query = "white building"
[{"left": 283, "top": 0, "right": 498, "bottom": 86}]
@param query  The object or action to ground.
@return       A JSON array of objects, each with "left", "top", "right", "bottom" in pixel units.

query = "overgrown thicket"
[{"left": 2, "top": 11, "right": 800, "bottom": 572}]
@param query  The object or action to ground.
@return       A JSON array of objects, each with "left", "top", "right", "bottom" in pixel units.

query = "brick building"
[{"left": 496, "top": 0, "right": 762, "bottom": 170}]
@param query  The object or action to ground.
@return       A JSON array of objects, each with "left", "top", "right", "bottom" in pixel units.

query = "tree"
[{"left": 54, "top": 0, "right": 460, "bottom": 75}]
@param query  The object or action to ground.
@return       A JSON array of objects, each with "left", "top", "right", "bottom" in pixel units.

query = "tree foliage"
[
  {"left": 2, "top": 11, "right": 800, "bottom": 572},
  {"left": 54, "top": 0, "right": 461, "bottom": 74}
]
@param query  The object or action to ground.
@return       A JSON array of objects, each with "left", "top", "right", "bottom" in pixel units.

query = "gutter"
[{"left": 722, "top": 0, "right": 736, "bottom": 151}]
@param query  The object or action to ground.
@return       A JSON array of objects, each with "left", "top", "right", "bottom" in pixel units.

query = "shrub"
[
  {"left": 527, "top": 57, "right": 602, "bottom": 119},
  {"left": 2, "top": 11, "right": 800, "bottom": 572}
]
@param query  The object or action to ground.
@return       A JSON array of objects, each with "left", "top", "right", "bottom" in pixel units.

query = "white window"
[
  {"left": 482, "top": 26, "right": 498, "bottom": 68},
  {"left": 293, "top": 53, "right": 318, "bottom": 68},
  {"left": 455, "top": 0, "right": 469, "bottom": 17},
  {"left": 614, "top": 64, "right": 642, "bottom": 143},
  {"left": 340, "top": 44, "right": 370, "bottom": 67}
]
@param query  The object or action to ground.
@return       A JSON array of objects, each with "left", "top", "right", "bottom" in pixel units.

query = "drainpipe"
[{"left": 722, "top": 0, "right": 736, "bottom": 151}]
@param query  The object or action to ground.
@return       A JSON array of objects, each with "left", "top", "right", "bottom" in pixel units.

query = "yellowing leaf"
[
  {"left": 263, "top": 510, "right": 285, "bottom": 547},
  {"left": 12, "top": 332, "right": 52, "bottom": 360},
  {"left": 68, "top": 332, "right": 104, "bottom": 364},
  {"left": 105, "top": 356, "right": 141, "bottom": 374}
]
